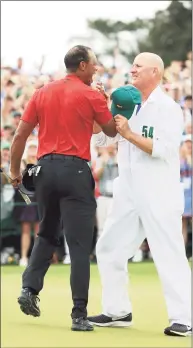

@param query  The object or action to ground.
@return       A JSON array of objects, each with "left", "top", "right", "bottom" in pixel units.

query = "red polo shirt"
[{"left": 21, "top": 75, "right": 113, "bottom": 161}]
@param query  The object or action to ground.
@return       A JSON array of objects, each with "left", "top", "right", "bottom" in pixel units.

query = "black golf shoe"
[
  {"left": 71, "top": 317, "right": 94, "bottom": 331},
  {"left": 18, "top": 288, "right": 40, "bottom": 317}
]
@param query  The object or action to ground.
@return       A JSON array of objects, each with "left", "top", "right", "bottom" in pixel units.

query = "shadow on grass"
[{"left": 10, "top": 321, "right": 98, "bottom": 333}]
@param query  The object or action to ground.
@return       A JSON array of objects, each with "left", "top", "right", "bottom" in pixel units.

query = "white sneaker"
[
  {"left": 19, "top": 258, "right": 28, "bottom": 266},
  {"left": 63, "top": 255, "right": 71, "bottom": 265},
  {"left": 132, "top": 249, "right": 143, "bottom": 263}
]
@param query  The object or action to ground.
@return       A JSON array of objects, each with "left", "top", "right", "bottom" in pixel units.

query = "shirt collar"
[
  {"left": 145, "top": 85, "right": 162, "bottom": 104},
  {"left": 64, "top": 74, "right": 84, "bottom": 84}
]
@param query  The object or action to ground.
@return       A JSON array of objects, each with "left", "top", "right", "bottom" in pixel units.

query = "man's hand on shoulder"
[
  {"left": 92, "top": 82, "right": 110, "bottom": 102},
  {"left": 91, "top": 83, "right": 116, "bottom": 137}
]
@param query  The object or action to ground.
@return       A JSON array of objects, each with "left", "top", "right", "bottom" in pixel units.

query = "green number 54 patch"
[{"left": 142, "top": 126, "right": 154, "bottom": 138}]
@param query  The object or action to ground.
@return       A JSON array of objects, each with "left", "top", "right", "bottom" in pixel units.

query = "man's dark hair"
[
  {"left": 6, "top": 79, "right": 15, "bottom": 87},
  {"left": 5, "top": 96, "right": 14, "bottom": 102},
  {"left": 184, "top": 95, "right": 192, "bottom": 101},
  {"left": 64, "top": 45, "right": 92, "bottom": 72},
  {"left": 3, "top": 125, "right": 13, "bottom": 130}
]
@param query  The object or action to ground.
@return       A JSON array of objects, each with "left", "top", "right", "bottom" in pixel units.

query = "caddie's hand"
[
  {"left": 9, "top": 171, "right": 22, "bottom": 188},
  {"left": 114, "top": 114, "right": 131, "bottom": 138}
]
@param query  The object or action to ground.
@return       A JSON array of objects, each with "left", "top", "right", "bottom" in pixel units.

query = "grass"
[{"left": 1, "top": 263, "right": 191, "bottom": 348}]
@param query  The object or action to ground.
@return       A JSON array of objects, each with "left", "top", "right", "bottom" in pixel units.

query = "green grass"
[{"left": 1, "top": 263, "right": 191, "bottom": 348}]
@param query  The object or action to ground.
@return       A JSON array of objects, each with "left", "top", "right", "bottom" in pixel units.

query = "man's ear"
[{"left": 79, "top": 61, "right": 86, "bottom": 71}]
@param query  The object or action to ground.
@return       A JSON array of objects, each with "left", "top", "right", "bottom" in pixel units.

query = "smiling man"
[
  {"left": 88, "top": 52, "right": 192, "bottom": 337},
  {"left": 10, "top": 45, "right": 117, "bottom": 332},
  {"left": 131, "top": 52, "right": 164, "bottom": 92}
]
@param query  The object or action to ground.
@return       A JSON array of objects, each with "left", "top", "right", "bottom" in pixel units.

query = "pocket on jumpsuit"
[{"left": 164, "top": 183, "right": 184, "bottom": 215}]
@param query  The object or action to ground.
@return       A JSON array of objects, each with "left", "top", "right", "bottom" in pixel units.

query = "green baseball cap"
[{"left": 111, "top": 85, "right": 142, "bottom": 119}]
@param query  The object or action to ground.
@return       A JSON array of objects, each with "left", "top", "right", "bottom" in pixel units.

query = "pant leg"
[
  {"left": 96, "top": 179, "right": 145, "bottom": 318},
  {"left": 22, "top": 236, "right": 56, "bottom": 293},
  {"left": 140, "top": 205, "right": 191, "bottom": 326},
  {"left": 59, "top": 161, "right": 96, "bottom": 319},
  {"left": 22, "top": 164, "right": 61, "bottom": 293},
  {"left": 96, "top": 196, "right": 113, "bottom": 237}
]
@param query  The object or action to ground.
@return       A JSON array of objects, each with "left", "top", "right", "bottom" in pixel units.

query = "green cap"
[{"left": 111, "top": 85, "right": 142, "bottom": 119}]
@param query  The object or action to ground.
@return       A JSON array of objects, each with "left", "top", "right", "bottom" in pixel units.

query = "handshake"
[
  {"left": 93, "top": 84, "right": 142, "bottom": 138},
  {"left": 93, "top": 115, "right": 132, "bottom": 138}
]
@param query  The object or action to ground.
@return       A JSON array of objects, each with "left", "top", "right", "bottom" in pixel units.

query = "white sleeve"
[
  {"left": 152, "top": 103, "right": 183, "bottom": 161},
  {"left": 92, "top": 132, "right": 120, "bottom": 147}
]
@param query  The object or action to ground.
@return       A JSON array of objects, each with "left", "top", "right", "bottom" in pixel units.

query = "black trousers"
[{"left": 22, "top": 154, "right": 96, "bottom": 318}]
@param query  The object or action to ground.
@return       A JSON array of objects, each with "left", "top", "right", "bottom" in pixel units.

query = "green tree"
[
  {"left": 138, "top": 0, "right": 192, "bottom": 66},
  {"left": 87, "top": 0, "right": 192, "bottom": 66}
]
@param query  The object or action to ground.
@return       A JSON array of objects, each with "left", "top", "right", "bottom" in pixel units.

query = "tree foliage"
[{"left": 87, "top": 0, "right": 192, "bottom": 66}]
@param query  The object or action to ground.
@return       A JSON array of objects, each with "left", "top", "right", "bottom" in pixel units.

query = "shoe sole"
[
  {"left": 165, "top": 330, "right": 192, "bottom": 337},
  {"left": 71, "top": 326, "right": 94, "bottom": 331},
  {"left": 18, "top": 297, "right": 40, "bottom": 317},
  {"left": 88, "top": 321, "right": 133, "bottom": 327}
]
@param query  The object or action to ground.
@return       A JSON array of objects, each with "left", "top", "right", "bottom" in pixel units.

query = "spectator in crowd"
[
  {"left": 184, "top": 122, "right": 192, "bottom": 136},
  {"left": 1, "top": 143, "right": 15, "bottom": 221},
  {"left": 1, "top": 96, "right": 15, "bottom": 127},
  {"left": 2, "top": 125, "right": 14, "bottom": 145},
  {"left": 163, "top": 52, "right": 191, "bottom": 102},
  {"left": 91, "top": 146, "right": 103, "bottom": 201},
  {"left": 182, "top": 95, "right": 192, "bottom": 118},
  {"left": 4, "top": 79, "right": 16, "bottom": 97},
  {"left": 1, "top": 142, "right": 11, "bottom": 174},
  {"left": 93, "top": 144, "right": 118, "bottom": 238},
  {"left": 12, "top": 111, "right": 22, "bottom": 131},
  {"left": 13, "top": 140, "right": 39, "bottom": 266},
  {"left": 180, "top": 135, "right": 192, "bottom": 252},
  {"left": 181, "top": 53, "right": 191, "bottom": 97},
  {"left": 181, "top": 95, "right": 192, "bottom": 132}
]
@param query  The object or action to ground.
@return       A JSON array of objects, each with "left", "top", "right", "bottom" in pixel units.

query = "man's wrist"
[
  {"left": 125, "top": 130, "right": 133, "bottom": 141},
  {"left": 10, "top": 167, "right": 21, "bottom": 176}
]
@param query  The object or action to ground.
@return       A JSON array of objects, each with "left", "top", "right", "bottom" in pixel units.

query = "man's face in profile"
[{"left": 81, "top": 50, "right": 98, "bottom": 86}]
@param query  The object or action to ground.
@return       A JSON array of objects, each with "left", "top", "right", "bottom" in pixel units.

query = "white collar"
[
  {"left": 143, "top": 85, "right": 162, "bottom": 105},
  {"left": 133, "top": 85, "right": 162, "bottom": 116}
]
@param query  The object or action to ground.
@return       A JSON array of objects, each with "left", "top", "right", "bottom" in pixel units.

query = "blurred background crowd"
[{"left": 1, "top": 0, "right": 192, "bottom": 266}]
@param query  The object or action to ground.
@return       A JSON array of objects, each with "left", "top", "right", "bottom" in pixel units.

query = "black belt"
[{"left": 39, "top": 153, "right": 89, "bottom": 163}]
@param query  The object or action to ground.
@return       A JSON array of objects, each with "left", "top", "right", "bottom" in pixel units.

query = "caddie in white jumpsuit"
[{"left": 88, "top": 53, "right": 192, "bottom": 337}]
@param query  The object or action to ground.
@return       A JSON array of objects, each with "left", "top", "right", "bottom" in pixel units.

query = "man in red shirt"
[{"left": 9, "top": 45, "right": 117, "bottom": 331}]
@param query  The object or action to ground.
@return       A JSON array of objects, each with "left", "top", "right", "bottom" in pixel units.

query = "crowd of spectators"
[{"left": 1, "top": 52, "right": 192, "bottom": 265}]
